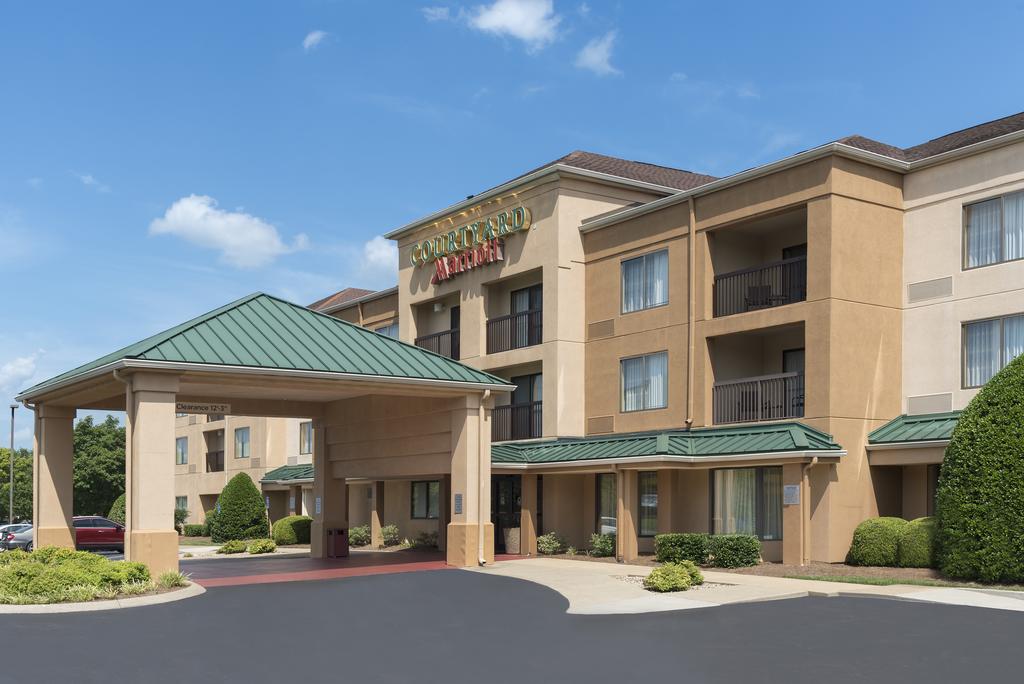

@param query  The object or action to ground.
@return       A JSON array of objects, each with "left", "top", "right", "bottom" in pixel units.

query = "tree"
[
  {"left": 108, "top": 493, "right": 126, "bottom": 524},
  {"left": 73, "top": 415, "right": 125, "bottom": 516},
  {"left": 937, "top": 353, "right": 1024, "bottom": 582},
  {"left": 0, "top": 447, "right": 33, "bottom": 522},
  {"left": 209, "top": 473, "right": 268, "bottom": 542}
]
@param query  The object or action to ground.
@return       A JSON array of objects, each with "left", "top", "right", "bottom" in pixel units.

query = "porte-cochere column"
[{"left": 32, "top": 404, "right": 76, "bottom": 549}]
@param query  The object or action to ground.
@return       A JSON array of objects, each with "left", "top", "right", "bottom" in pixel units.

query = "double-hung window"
[
  {"left": 621, "top": 249, "right": 669, "bottom": 313},
  {"left": 964, "top": 190, "right": 1024, "bottom": 268},
  {"left": 299, "top": 421, "right": 313, "bottom": 455},
  {"left": 175, "top": 437, "right": 188, "bottom": 465},
  {"left": 620, "top": 351, "right": 668, "bottom": 412},
  {"left": 963, "top": 313, "right": 1024, "bottom": 387},
  {"left": 410, "top": 481, "right": 440, "bottom": 519},
  {"left": 712, "top": 467, "right": 782, "bottom": 541},
  {"left": 234, "top": 427, "right": 251, "bottom": 459}
]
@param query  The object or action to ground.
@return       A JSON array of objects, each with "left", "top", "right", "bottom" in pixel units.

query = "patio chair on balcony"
[{"left": 744, "top": 284, "right": 773, "bottom": 311}]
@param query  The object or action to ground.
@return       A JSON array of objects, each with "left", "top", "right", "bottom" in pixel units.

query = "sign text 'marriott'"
[{"left": 409, "top": 206, "right": 531, "bottom": 284}]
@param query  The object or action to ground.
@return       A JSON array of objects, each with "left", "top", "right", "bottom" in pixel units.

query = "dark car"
[{"left": 73, "top": 516, "right": 124, "bottom": 552}]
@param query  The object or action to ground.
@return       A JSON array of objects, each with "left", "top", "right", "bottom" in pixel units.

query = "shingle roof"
[
  {"left": 19, "top": 293, "right": 511, "bottom": 398},
  {"left": 868, "top": 411, "right": 961, "bottom": 445},
  {"left": 492, "top": 422, "right": 841, "bottom": 464},
  {"left": 261, "top": 464, "right": 314, "bottom": 483},
  {"left": 308, "top": 288, "right": 375, "bottom": 312}
]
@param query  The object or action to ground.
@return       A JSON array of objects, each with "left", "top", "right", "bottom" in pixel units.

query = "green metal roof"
[
  {"left": 492, "top": 422, "right": 842, "bottom": 464},
  {"left": 261, "top": 464, "right": 314, "bottom": 483},
  {"left": 19, "top": 293, "right": 511, "bottom": 398},
  {"left": 868, "top": 411, "right": 961, "bottom": 445}
]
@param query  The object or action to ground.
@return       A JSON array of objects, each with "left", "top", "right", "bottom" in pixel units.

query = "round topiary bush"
[
  {"left": 847, "top": 517, "right": 908, "bottom": 566},
  {"left": 107, "top": 493, "right": 126, "bottom": 525},
  {"left": 271, "top": 515, "right": 313, "bottom": 545},
  {"left": 897, "top": 516, "right": 936, "bottom": 568},
  {"left": 209, "top": 473, "right": 268, "bottom": 543},
  {"left": 938, "top": 353, "right": 1024, "bottom": 582},
  {"left": 643, "top": 564, "right": 693, "bottom": 592}
]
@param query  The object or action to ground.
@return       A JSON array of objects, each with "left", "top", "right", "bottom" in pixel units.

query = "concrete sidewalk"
[{"left": 469, "top": 558, "right": 1024, "bottom": 614}]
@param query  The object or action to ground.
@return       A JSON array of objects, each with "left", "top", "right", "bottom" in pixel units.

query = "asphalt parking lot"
[{"left": 0, "top": 569, "right": 1020, "bottom": 683}]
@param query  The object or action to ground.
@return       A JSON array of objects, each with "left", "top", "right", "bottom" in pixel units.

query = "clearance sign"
[{"left": 410, "top": 206, "right": 531, "bottom": 284}]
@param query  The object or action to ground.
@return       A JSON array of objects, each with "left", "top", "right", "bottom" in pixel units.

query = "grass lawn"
[
  {"left": 178, "top": 537, "right": 220, "bottom": 547},
  {"left": 783, "top": 574, "right": 1024, "bottom": 592}
]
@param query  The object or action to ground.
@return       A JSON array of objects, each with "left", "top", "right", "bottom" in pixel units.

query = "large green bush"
[
  {"left": 655, "top": 533, "right": 711, "bottom": 565},
  {"left": 107, "top": 493, "right": 126, "bottom": 525},
  {"left": 708, "top": 534, "right": 761, "bottom": 568},
  {"left": 183, "top": 524, "right": 208, "bottom": 537},
  {"left": 348, "top": 524, "right": 371, "bottom": 547},
  {"left": 536, "top": 532, "right": 565, "bottom": 555},
  {"left": 589, "top": 533, "right": 615, "bottom": 557},
  {"left": 847, "top": 517, "right": 908, "bottom": 566},
  {"left": 643, "top": 564, "right": 693, "bottom": 592},
  {"left": 209, "top": 473, "right": 268, "bottom": 543},
  {"left": 937, "top": 354, "right": 1024, "bottom": 582},
  {"left": 898, "top": 517, "right": 937, "bottom": 568},
  {"left": 0, "top": 547, "right": 155, "bottom": 604},
  {"left": 271, "top": 515, "right": 312, "bottom": 545}
]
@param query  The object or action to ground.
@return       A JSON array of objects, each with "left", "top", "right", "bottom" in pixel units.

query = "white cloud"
[
  {"left": 149, "top": 195, "right": 308, "bottom": 269},
  {"left": 303, "top": 30, "right": 328, "bottom": 52},
  {"left": 74, "top": 172, "right": 110, "bottom": 193},
  {"left": 575, "top": 31, "right": 620, "bottom": 76},
  {"left": 362, "top": 236, "right": 398, "bottom": 276},
  {"left": 422, "top": 6, "right": 451, "bottom": 21},
  {"left": 469, "top": 0, "right": 561, "bottom": 51},
  {"left": 0, "top": 353, "right": 39, "bottom": 395}
]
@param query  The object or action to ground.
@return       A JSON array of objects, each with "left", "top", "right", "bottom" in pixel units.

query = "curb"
[{"left": 0, "top": 582, "right": 206, "bottom": 614}]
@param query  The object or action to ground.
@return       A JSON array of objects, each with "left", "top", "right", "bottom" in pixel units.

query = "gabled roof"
[
  {"left": 308, "top": 288, "right": 375, "bottom": 312},
  {"left": 509, "top": 150, "right": 717, "bottom": 192},
  {"left": 492, "top": 422, "right": 842, "bottom": 465},
  {"left": 261, "top": 464, "right": 314, "bottom": 484},
  {"left": 868, "top": 411, "right": 961, "bottom": 445},
  {"left": 18, "top": 293, "right": 511, "bottom": 399}
]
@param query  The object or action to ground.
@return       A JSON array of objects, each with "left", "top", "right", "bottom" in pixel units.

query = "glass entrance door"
[{"left": 491, "top": 475, "right": 522, "bottom": 554}]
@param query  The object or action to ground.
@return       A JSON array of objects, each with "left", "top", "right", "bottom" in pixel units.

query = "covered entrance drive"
[{"left": 16, "top": 293, "right": 512, "bottom": 575}]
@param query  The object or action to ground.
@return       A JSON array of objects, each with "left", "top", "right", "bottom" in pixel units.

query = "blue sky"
[{"left": 2, "top": 0, "right": 1023, "bottom": 446}]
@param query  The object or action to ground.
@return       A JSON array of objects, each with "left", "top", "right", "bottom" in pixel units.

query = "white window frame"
[{"left": 234, "top": 427, "right": 251, "bottom": 459}]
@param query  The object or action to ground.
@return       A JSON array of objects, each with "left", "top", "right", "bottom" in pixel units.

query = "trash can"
[{"left": 326, "top": 528, "right": 349, "bottom": 559}]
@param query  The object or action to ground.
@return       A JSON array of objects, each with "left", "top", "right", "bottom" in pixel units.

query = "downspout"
[
  {"left": 686, "top": 196, "right": 697, "bottom": 428},
  {"left": 801, "top": 456, "right": 818, "bottom": 565},
  {"left": 479, "top": 390, "right": 490, "bottom": 566},
  {"left": 113, "top": 370, "right": 133, "bottom": 559}
]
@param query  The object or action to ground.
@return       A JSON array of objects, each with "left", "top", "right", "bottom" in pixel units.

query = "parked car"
[
  {"left": 0, "top": 523, "right": 31, "bottom": 537},
  {"left": 2, "top": 527, "right": 33, "bottom": 552},
  {"left": 72, "top": 516, "right": 124, "bottom": 552}
]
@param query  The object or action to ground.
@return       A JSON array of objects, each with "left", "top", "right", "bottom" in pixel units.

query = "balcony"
[
  {"left": 713, "top": 372, "right": 805, "bottom": 424},
  {"left": 713, "top": 256, "right": 807, "bottom": 318},
  {"left": 487, "top": 309, "right": 542, "bottom": 354},
  {"left": 492, "top": 401, "right": 543, "bottom": 442},
  {"left": 206, "top": 450, "right": 225, "bottom": 473},
  {"left": 415, "top": 329, "right": 460, "bottom": 360}
]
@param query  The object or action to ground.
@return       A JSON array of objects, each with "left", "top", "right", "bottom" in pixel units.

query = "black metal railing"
[
  {"left": 414, "top": 329, "right": 460, "bottom": 360},
  {"left": 206, "top": 450, "right": 225, "bottom": 473},
  {"left": 487, "top": 309, "right": 542, "bottom": 354},
  {"left": 713, "top": 256, "right": 807, "bottom": 317},
  {"left": 713, "top": 372, "right": 805, "bottom": 424},
  {"left": 492, "top": 401, "right": 543, "bottom": 442}
]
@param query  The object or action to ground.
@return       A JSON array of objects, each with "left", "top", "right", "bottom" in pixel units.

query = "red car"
[{"left": 72, "top": 516, "right": 124, "bottom": 552}]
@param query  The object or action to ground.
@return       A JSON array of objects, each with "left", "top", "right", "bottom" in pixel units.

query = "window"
[
  {"left": 638, "top": 472, "right": 658, "bottom": 537},
  {"left": 410, "top": 481, "right": 440, "bottom": 519},
  {"left": 234, "top": 427, "right": 251, "bottom": 459},
  {"left": 72, "top": 518, "right": 94, "bottom": 528},
  {"left": 175, "top": 437, "right": 188, "bottom": 465},
  {"left": 712, "top": 467, "right": 782, "bottom": 541},
  {"left": 620, "top": 351, "right": 668, "bottom": 412},
  {"left": 374, "top": 321, "right": 399, "bottom": 338},
  {"left": 175, "top": 496, "right": 188, "bottom": 511},
  {"left": 964, "top": 190, "right": 1024, "bottom": 268},
  {"left": 175, "top": 412, "right": 188, "bottom": 418},
  {"left": 596, "top": 473, "right": 616, "bottom": 534},
  {"left": 299, "top": 421, "right": 313, "bottom": 455},
  {"left": 621, "top": 249, "right": 668, "bottom": 313},
  {"left": 963, "top": 314, "right": 1024, "bottom": 387}
]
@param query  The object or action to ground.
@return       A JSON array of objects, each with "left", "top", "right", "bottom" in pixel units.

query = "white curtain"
[
  {"left": 760, "top": 468, "right": 783, "bottom": 541},
  {"left": 621, "top": 352, "right": 667, "bottom": 411},
  {"left": 965, "top": 319, "right": 1001, "bottom": 387},
  {"left": 622, "top": 250, "right": 668, "bottom": 313},
  {"left": 713, "top": 469, "right": 756, "bottom": 536},
  {"left": 645, "top": 351, "right": 668, "bottom": 409},
  {"left": 1004, "top": 315, "right": 1024, "bottom": 367},
  {"left": 621, "top": 356, "right": 645, "bottom": 411},
  {"left": 1004, "top": 192, "right": 1024, "bottom": 262},
  {"left": 644, "top": 250, "right": 669, "bottom": 309},
  {"left": 966, "top": 198, "right": 1002, "bottom": 267},
  {"left": 621, "top": 257, "right": 645, "bottom": 313}
]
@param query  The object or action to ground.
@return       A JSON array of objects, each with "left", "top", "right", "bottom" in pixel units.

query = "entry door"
[{"left": 491, "top": 475, "right": 522, "bottom": 554}]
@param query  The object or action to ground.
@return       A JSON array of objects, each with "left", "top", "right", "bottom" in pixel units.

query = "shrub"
[
  {"left": 937, "top": 354, "right": 1024, "bottom": 582},
  {"left": 183, "top": 524, "right": 208, "bottom": 537},
  {"left": 26, "top": 566, "right": 99, "bottom": 595},
  {"left": 654, "top": 533, "right": 711, "bottom": 565},
  {"left": 158, "top": 571, "right": 189, "bottom": 589},
  {"left": 898, "top": 516, "right": 937, "bottom": 568},
  {"left": 216, "top": 540, "right": 247, "bottom": 554},
  {"left": 536, "top": 532, "right": 565, "bottom": 555},
  {"left": 409, "top": 531, "right": 438, "bottom": 549},
  {"left": 675, "top": 559, "right": 704, "bottom": 586},
  {"left": 174, "top": 508, "right": 189, "bottom": 534},
  {"left": 381, "top": 524, "right": 401, "bottom": 547},
  {"left": 643, "top": 564, "right": 693, "bottom": 592},
  {"left": 204, "top": 509, "right": 218, "bottom": 531},
  {"left": 709, "top": 534, "right": 761, "bottom": 568},
  {"left": 348, "top": 525, "right": 371, "bottom": 547},
  {"left": 566, "top": 546, "right": 577, "bottom": 556},
  {"left": 846, "top": 517, "right": 908, "bottom": 567},
  {"left": 107, "top": 493, "right": 126, "bottom": 525},
  {"left": 271, "top": 515, "right": 313, "bottom": 545},
  {"left": 0, "top": 549, "right": 154, "bottom": 604},
  {"left": 247, "top": 539, "right": 276, "bottom": 554},
  {"left": 209, "top": 473, "right": 268, "bottom": 543},
  {"left": 589, "top": 533, "right": 615, "bottom": 558}
]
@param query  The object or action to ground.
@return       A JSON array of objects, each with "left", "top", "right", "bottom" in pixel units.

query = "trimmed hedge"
[
  {"left": 644, "top": 564, "right": 693, "bottom": 592},
  {"left": 937, "top": 353, "right": 1024, "bottom": 582},
  {"left": 271, "top": 515, "right": 312, "bottom": 545},
  {"left": 589, "top": 533, "right": 615, "bottom": 558},
  {"left": 709, "top": 534, "right": 761, "bottom": 568},
  {"left": 209, "top": 473, "right": 268, "bottom": 543},
  {"left": 847, "top": 517, "right": 908, "bottom": 567},
  {"left": 898, "top": 516, "right": 936, "bottom": 568},
  {"left": 107, "top": 493, "right": 126, "bottom": 525},
  {"left": 349, "top": 525, "right": 371, "bottom": 547},
  {"left": 536, "top": 532, "right": 565, "bottom": 555},
  {"left": 182, "top": 524, "right": 208, "bottom": 537},
  {"left": 655, "top": 533, "right": 711, "bottom": 565}
]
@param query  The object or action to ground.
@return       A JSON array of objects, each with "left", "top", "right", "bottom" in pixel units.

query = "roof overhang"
[
  {"left": 867, "top": 440, "right": 947, "bottom": 467},
  {"left": 493, "top": 449, "right": 844, "bottom": 471},
  {"left": 318, "top": 286, "right": 399, "bottom": 316},
  {"left": 867, "top": 439, "right": 950, "bottom": 451}
]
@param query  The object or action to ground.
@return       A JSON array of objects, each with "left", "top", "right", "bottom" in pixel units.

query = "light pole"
[{"left": 8, "top": 404, "right": 16, "bottom": 525}]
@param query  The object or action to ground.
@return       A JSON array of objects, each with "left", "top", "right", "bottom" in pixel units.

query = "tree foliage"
[
  {"left": 209, "top": 473, "right": 268, "bottom": 542},
  {"left": 0, "top": 448, "right": 33, "bottom": 522},
  {"left": 73, "top": 415, "right": 125, "bottom": 516}
]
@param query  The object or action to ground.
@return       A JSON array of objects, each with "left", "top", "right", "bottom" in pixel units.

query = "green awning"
[
  {"left": 261, "top": 464, "right": 314, "bottom": 484},
  {"left": 18, "top": 293, "right": 512, "bottom": 399},
  {"left": 492, "top": 422, "right": 842, "bottom": 465},
  {"left": 868, "top": 411, "right": 961, "bottom": 445}
]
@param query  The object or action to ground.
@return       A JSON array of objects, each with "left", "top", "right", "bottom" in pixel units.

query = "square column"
[
  {"left": 290, "top": 485, "right": 303, "bottom": 515},
  {"left": 437, "top": 474, "right": 450, "bottom": 553},
  {"left": 656, "top": 470, "right": 674, "bottom": 534},
  {"left": 616, "top": 469, "right": 638, "bottom": 562},
  {"left": 311, "top": 419, "right": 347, "bottom": 558},
  {"left": 32, "top": 405, "right": 77, "bottom": 549},
  {"left": 520, "top": 473, "right": 538, "bottom": 556},
  {"left": 370, "top": 480, "right": 385, "bottom": 548},
  {"left": 125, "top": 372, "right": 180, "bottom": 575},
  {"left": 782, "top": 463, "right": 807, "bottom": 565},
  {"left": 447, "top": 394, "right": 494, "bottom": 566}
]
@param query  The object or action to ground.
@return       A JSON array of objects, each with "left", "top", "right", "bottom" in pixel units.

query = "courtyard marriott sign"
[{"left": 409, "top": 206, "right": 531, "bottom": 284}]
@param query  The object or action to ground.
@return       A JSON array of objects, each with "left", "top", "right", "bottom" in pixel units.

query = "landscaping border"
[{"left": 0, "top": 582, "right": 205, "bottom": 614}]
